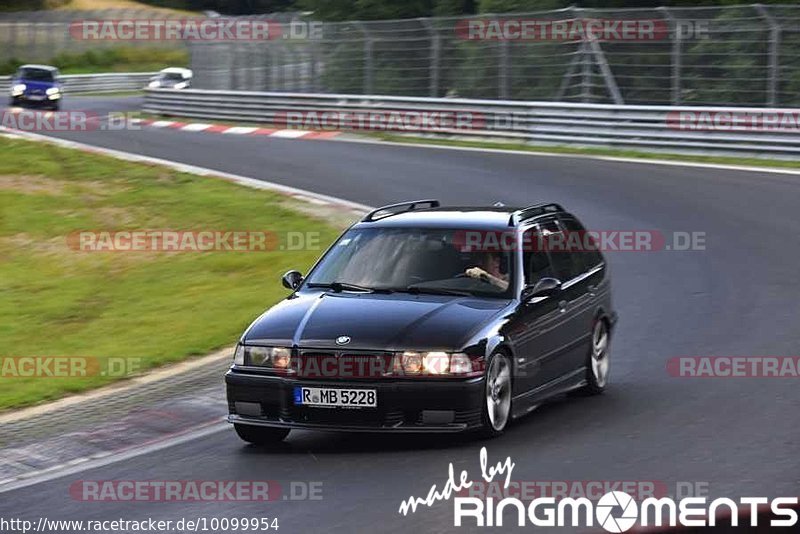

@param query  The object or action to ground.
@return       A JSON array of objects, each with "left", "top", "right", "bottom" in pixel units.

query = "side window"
[
  {"left": 538, "top": 219, "right": 579, "bottom": 281},
  {"left": 559, "top": 217, "right": 603, "bottom": 274},
  {"left": 522, "top": 228, "right": 553, "bottom": 285}
]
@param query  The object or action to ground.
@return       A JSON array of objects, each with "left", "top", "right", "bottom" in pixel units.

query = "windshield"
[
  {"left": 305, "top": 227, "right": 515, "bottom": 298},
  {"left": 160, "top": 72, "right": 186, "bottom": 81},
  {"left": 17, "top": 68, "right": 55, "bottom": 82}
]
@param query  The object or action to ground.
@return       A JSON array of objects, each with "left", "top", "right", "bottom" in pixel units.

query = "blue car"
[{"left": 9, "top": 64, "right": 62, "bottom": 111}]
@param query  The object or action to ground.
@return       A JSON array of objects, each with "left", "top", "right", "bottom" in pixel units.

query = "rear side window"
[
  {"left": 559, "top": 217, "right": 603, "bottom": 273},
  {"left": 522, "top": 227, "right": 554, "bottom": 284}
]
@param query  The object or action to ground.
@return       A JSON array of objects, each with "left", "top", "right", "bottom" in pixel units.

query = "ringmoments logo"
[{"left": 397, "top": 448, "right": 800, "bottom": 531}]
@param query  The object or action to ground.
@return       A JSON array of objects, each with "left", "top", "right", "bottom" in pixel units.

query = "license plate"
[
  {"left": 294, "top": 387, "right": 377, "bottom": 408},
  {"left": 27, "top": 95, "right": 45, "bottom": 100}
]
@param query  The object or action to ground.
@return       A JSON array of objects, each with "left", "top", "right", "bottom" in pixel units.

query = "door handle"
[{"left": 558, "top": 300, "right": 568, "bottom": 312}]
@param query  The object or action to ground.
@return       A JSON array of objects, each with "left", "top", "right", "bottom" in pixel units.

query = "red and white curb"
[{"left": 141, "top": 119, "right": 342, "bottom": 140}]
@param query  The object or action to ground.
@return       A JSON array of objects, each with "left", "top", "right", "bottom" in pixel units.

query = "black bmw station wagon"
[{"left": 226, "top": 200, "right": 617, "bottom": 443}]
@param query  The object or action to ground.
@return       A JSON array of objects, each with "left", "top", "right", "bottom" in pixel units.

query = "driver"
[{"left": 465, "top": 252, "right": 509, "bottom": 291}]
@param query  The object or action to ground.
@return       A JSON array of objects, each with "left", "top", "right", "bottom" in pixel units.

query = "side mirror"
[
  {"left": 521, "top": 277, "right": 562, "bottom": 302},
  {"left": 281, "top": 270, "right": 304, "bottom": 290}
]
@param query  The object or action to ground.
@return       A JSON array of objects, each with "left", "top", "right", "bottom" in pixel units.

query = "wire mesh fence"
[
  {"left": 187, "top": 4, "right": 800, "bottom": 106},
  {"left": 2, "top": 5, "right": 800, "bottom": 106}
]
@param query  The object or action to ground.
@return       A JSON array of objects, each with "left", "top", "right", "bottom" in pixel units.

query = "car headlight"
[
  {"left": 235, "top": 345, "right": 293, "bottom": 370},
  {"left": 400, "top": 351, "right": 423, "bottom": 374},
  {"left": 449, "top": 353, "right": 474, "bottom": 374},
  {"left": 46, "top": 87, "right": 61, "bottom": 99},
  {"left": 394, "top": 351, "right": 479, "bottom": 377},
  {"left": 11, "top": 84, "right": 25, "bottom": 96},
  {"left": 148, "top": 81, "right": 160, "bottom": 89}
]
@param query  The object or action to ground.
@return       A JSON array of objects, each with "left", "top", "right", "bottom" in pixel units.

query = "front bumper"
[
  {"left": 226, "top": 369, "right": 485, "bottom": 433},
  {"left": 12, "top": 94, "right": 59, "bottom": 107}
]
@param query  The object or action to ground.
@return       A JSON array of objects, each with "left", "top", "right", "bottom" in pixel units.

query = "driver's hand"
[{"left": 466, "top": 267, "right": 488, "bottom": 279}]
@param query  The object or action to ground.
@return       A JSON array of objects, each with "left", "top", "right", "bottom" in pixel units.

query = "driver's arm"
[{"left": 465, "top": 267, "right": 509, "bottom": 290}]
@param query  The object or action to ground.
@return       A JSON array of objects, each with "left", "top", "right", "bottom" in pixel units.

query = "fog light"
[{"left": 234, "top": 401, "right": 262, "bottom": 416}]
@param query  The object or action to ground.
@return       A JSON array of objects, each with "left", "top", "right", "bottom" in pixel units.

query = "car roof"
[
  {"left": 159, "top": 67, "right": 192, "bottom": 76},
  {"left": 19, "top": 64, "right": 58, "bottom": 71},
  {"left": 353, "top": 207, "right": 523, "bottom": 230}
]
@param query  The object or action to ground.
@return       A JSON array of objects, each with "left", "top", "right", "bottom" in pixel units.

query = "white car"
[{"left": 148, "top": 68, "right": 193, "bottom": 90}]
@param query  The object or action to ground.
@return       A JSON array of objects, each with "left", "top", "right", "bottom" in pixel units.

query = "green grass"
[
  {"left": 1, "top": 47, "right": 188, "bottom": 76},
  {"left": 0, "top": 136, "right": 343, "bottom": 410}
]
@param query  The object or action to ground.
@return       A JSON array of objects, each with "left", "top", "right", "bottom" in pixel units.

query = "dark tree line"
[{"left": 63, "top": 0, "right": 795, "bottom": 18}]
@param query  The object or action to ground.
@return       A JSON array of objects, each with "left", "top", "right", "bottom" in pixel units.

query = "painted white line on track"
[
  {"left": 337, "top": 137, "right": 800, "bottom": 176},
  {"left": 0, "top": 122, "right": 795, "bottom": 492},
  {"left": 0, "top": 421, "right": 228, "bottom": 494},
  {"left": 0, "top": 127, "right": 372, "bottom": 213},
  {"left": 293, "top": 195, "right": 330, "bottom": 205},
  {"left": 0, "top": 349, "right": 231, "bottom": 425},
  {"left": 150, "top": 120, "right": 175, "bottom": 128},
  {"left": 0, "top": 128, "right": 372, "bottom": 495}
]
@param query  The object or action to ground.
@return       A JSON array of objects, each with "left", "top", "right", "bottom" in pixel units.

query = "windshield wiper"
[
  {"left": 402, "top": 285, "right": 473, "bottom": 297},
  {"left": 307, "top": 282, "right": 387, "bottom": 293}
]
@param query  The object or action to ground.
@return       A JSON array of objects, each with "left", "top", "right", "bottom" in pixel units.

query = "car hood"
[{"left": 243, "top": 290, "right": 511, "bottom": 351}]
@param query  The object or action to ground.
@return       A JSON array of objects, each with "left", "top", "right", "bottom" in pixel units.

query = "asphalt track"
[{"left": 1, "top": 96, "right": 799, "bottom": 533}]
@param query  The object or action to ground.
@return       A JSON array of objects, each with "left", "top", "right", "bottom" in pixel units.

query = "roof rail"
[
  {"left": 362, "top": 199, "right": 440, "bottom": 222},
  {"left": 508, "top": 203, "right": 564, "bottom": 226}
]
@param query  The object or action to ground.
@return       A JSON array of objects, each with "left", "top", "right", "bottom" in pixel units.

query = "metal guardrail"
[
  {"left": 0, "top": 72, "right": 156, "bottom": 95},
  {"left": 144, "top": 88, "right": 800, "bottom": 158}
]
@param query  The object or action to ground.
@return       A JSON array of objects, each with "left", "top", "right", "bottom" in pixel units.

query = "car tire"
[
  {"left": 234, "top": 424, "right": 290, "bottom": 445},
  {"left": 578, "top": 318, "right": 610, "bottom": 395},
  {"left": 50, "top": 102, "right": 60, "bottom": 112},
  {"left": 478, "top": 351, "right": 513, "bottom": 438}
]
